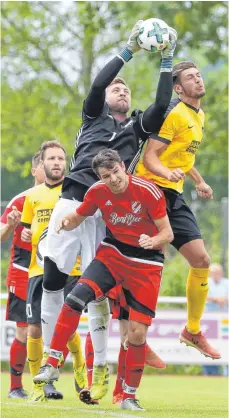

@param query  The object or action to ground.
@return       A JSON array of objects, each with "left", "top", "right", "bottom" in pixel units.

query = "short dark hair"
[
  {"left": 32, "top": 151, "right": 41, "bottom": 168},
  {"left": 109, "top": 77, "right": 129, "bottom": 89},
  {"left": 40, "top": 141, "right": 66, "bottom": 161},
  {"left": 172, "top": 61, "right": 197, "bottom": 84},
  {"left": 92, "top": 149, "right": 122, "bottom": 176}
]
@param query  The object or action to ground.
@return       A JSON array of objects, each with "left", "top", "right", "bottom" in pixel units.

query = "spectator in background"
[
  {"left": 202, "top": 263, "right": 228, "bottom": 376},
  {"left": 206, "top": 264, "right": 228, "bottom": 312}
]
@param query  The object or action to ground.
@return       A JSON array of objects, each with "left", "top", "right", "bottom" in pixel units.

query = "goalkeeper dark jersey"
[
  {"left": 62, "top": 55, "right": 173, "bottom": 200},
  {"left": 67, "top": 103, "right": 149, "bottom": 188}
]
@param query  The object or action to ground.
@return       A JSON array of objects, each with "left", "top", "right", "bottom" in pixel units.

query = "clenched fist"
[
  {"left": 7, "top": 206, "right": 21, "bottom": 228},
  {"left": 167, "top": 168, "right": 185, "bottom": 183},
  {"left": 139, "top": 234, "right": 154, "bottom": 249}
]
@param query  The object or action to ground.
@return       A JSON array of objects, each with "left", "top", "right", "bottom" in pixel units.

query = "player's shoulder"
[
  {"left": 83, "top": 101, "right": 109, "bottom": 121},
  {"left": 6, "top": 186, "right": 39, "bottom": 209},
  {"left": 25, "top": 183, "right": 45, "bottom": 199},
  {"left": 131, "top": 175, "right": 164, "bottom": 200},
  {"left": 85, "top": 180, "right": 106, "bottom": 196},
  {"left": 164, "top": 98, "right": 182, "bottom": 119},
  {"left": 131, "top": 109, "right": 143, "bottom": 119},
  {"left": 198, "top": 108, "right": 205, "bottom": 118}
]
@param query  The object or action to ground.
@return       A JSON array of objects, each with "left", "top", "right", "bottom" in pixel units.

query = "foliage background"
[{"left": 1, "top": 1, "right": 228, "bottom": 292}]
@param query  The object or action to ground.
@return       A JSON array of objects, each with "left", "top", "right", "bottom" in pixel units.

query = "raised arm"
[
  {"left": 84, "top": 21, "right": 143, "bottom": 118},
  {"left": 141, "top": 28, "right": 177, "bottom": 133}
]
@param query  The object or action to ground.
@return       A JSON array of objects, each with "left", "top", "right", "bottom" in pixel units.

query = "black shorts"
[
  {"left": 26, "top": 276, "right": 43, "bottom": 324},
  {"left": 6, "top": 292, "right": 27, "bottom": 323},
  {"left": 108, "top": 298, "right": 129, "bottom": 320},
  {"left": 118, "top": 307, "right": 129, "bottom": 321},
  {"left": 26, "top": 275, "right": 81, "bottom": 324},
  {"left": 160, "top": 187, "right": 202, "bottom": 250}
]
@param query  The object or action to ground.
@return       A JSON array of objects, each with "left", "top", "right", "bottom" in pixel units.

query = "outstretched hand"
[
  {"left": 161, "top": 26, "right": 177, "bottom": 59},
  {"left": 126, "top": 20, "right": 144, "bottom": 54}
]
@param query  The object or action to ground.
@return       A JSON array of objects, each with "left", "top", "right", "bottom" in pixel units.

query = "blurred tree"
[
  {"left": 1, "top": 1, "right": 228, "bottom": 176},
  {"left": 1, "top": 1, "right": 228, "bottom": 287}
]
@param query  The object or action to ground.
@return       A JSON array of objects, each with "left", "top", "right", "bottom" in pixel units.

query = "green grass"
[{"left": 1, "top": 372, "right": 228, "bottom": 418}]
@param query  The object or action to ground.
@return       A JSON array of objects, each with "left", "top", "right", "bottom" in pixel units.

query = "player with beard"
[
  {"left": 21, "top": 141, "right": 86, "bottom": 402},
  {"left": 40, "top": 21, "right": 177, "bottom": 401},
  {"left": 135, "top": 61, "right": 221, "bottom": 360},
  {"left": 0, "top": 152, "right": 45, "bottom": 399}
]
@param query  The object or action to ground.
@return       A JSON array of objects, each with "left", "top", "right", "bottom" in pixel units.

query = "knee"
[
  {"left": 28, "top": 324, "right": 42, "bottom": 339},
  {"left": 16, "top": 326, "right": 27, "bottom": 344},
  {"left": 192, "top": 252, "right": 210, "bottom": 269},
  {"left": 65, "top": 283, "right": 95, "bottom": 312},
  {"left": 128, "top": 321, "right": 147, "bottom": 345}
]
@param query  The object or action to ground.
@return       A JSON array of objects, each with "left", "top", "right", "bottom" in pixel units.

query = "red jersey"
[
  {"left": 77, "top": 175, "right": 166, "bottom": 261},
  {"left": 1, "top": 190, "right": 32, "bottom": 286}
]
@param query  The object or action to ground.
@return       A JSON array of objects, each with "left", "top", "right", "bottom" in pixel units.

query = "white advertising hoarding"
[{"left": 1, "top": 304, "right": 228, "bottom": 365}]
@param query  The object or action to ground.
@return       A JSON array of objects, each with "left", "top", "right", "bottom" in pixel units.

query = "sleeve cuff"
[
  {"left": 117, "top": 48, "right": 133, "bottom": 62},
  {"left": 150, "top": 135, "right": 171, "bottom": 145},
  {"left": 20, "top": 222, "right": 31, "bottom": 228}
]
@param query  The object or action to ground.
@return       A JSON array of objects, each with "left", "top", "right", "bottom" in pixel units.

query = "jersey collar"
[
  {"left": 45, "top": 180, "right": 63, "bottom": 189},
  {"left": 181, "top": 99, "right": 200, "bottom": 113}
]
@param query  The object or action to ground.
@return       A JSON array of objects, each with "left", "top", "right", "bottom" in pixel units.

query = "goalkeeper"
[{"left": 40, "top": 20, "right": 177, "bottom": 403}]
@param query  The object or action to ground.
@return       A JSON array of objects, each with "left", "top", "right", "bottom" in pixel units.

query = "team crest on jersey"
[{"left": 131, "top": 201, "right": 141, "bottom": 214}]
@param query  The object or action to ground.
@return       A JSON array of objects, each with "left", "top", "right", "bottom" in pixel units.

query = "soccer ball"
[{"left": 137, "top": 18, "right": 169, "bottom": 53}]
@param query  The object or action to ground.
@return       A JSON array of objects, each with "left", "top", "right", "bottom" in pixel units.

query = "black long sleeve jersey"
[{"left": 62, "top": 56, "right": 172, "bottom": 201}]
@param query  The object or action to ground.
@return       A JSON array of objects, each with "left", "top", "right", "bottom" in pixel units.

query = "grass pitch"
[{"left": 1, "top": 372, "right": 228, "bottom": 418}]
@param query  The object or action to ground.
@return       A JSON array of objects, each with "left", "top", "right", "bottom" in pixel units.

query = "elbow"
[
  {"left": 0, "top": 234, "right": 6, "bottom": 243},
  {"left": 143, "top": 153, "right": 150, "bottom": 170},
  {"left": 168, "top": 230, "right": 174, "bottom": 243},
  {"left": 90, "top": 83, "right": 100, "bottom": 93},
  {"left": 155, "top": 98, "right": 169, "bottom": 114},
  {"left": 143, "top": 152, "right": 155, "bottom": 173}
]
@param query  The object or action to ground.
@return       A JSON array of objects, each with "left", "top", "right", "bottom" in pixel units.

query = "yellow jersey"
[
  {"left": 21, "top": 181, "right": 81, "bottom": 278},
  {"left": 135, "top": 98, "right": 205, "bottom": 193}
]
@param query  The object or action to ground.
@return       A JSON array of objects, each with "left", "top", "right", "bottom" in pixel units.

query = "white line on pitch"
[{"left": 2, "top": 402, "right": 145, "bottom": 418}]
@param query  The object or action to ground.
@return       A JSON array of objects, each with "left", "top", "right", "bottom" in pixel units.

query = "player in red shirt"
[
  {"left": 34, "top": 149, "right": 173, "bottom": 412},
  {"left": 0, "top": 152, "right": 45, "bottom": 398}
]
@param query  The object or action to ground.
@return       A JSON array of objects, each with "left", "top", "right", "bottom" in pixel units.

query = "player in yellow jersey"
[
  {"left": 21, "top": 141, "right": 86, "bottom": 402},
  {"left": 135, "top": 61, "right": 221, "bottom": 360}
]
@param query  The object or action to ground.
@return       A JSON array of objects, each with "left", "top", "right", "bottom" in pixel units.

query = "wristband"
[
  {"left": 117, "top": 47, "right": 133, "bottom": 63},
  {"left": 160, "top": 57, "right": 173, "bottom": 72}
]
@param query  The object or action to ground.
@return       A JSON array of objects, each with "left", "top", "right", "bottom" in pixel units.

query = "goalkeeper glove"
[
  {"left": 160, "top": 27, "right": 177, "bottom": 72},
  {"left": 161, "top": 27, "right": 177, "bottom": 59},
  {"left": 118, "top": 20, "right": 143, "bottom": 62}
]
